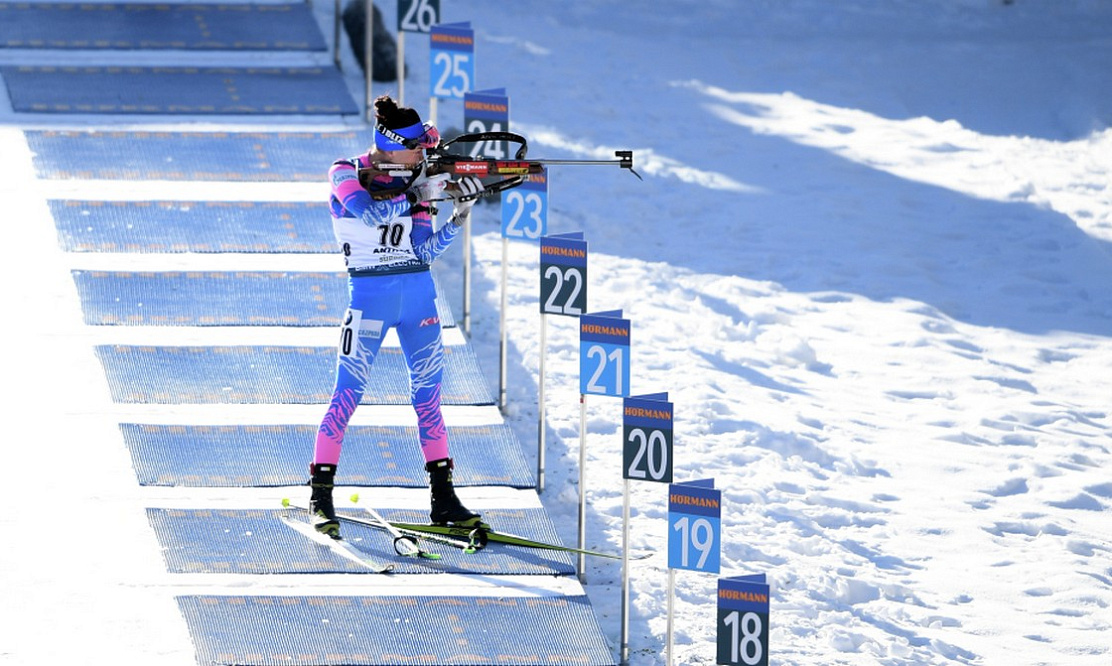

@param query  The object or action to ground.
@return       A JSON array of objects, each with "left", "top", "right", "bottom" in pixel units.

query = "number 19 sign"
[{"left": 668, "top": 478, "right": 720, "bottom": 573}]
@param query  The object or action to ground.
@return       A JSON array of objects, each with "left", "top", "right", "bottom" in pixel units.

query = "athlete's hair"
[{"left": 374, "top": 94, "right": 421, "bottom": 130}]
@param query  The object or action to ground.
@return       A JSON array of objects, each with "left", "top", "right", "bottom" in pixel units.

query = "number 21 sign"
[{"left": 579, "top": 310, "right": 630, "bottom": 397}]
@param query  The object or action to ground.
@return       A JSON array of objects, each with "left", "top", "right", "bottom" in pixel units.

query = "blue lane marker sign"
[
  {"left": 717, "top": 574, "right": 770, "bottom": 666},
  {"left": 623, "top": 392, "right": 673, "bottom": 483},
  {"left": 668, "top": 478, "right": 720, "bottom": 573},
  {"left": 579, "top": 310, "right": 630, "bottom": 397},
  {"left": 503, "top": 170, "right": 547, "bottom": 241},
  {"left": 429, "top": 22, "right": 473, "bottom": 99},
  {"left": 539, "top": 233, "right": 584, "bottom": 315}
]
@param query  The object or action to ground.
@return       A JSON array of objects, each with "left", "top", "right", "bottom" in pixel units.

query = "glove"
[
  {"left": 405, "top": 166, "right": 450, "bottom": 204},
  {"left": 449, "top": 176, "right": 485, "bottom": 225}
]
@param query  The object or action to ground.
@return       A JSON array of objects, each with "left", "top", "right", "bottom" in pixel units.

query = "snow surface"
[{"left": 2, "top": 0, "right": 1112, "bottom": 664}]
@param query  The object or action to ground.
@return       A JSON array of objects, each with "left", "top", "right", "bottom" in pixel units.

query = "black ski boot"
[
  {"left": 309, "top": 463, "right": 340, "bottom": 538},
  {"left": 426, "top": 458, "right": 482, "bottom": 526}
]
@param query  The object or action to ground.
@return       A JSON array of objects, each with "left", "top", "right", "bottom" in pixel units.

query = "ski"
[
  {"left": 349, "top": 507, "right": 481, "bottom": 554},
  {"left": 388, "top": 521, "right": 625, "bottom": 560},
  {"left": 278, "top": 513, "right": 395, "bottom": 573},
  {"left": 281, "top": 499, "right": 471, "bottom": 557}
]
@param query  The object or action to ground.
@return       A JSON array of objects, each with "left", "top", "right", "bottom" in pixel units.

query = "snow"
[{"left": 2, "top": 0, "right": 1112, "bottom": 664}]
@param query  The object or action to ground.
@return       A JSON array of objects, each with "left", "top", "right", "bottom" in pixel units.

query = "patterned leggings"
[{"left": 313, "top": 271, "right": 449, "bottom": 466}]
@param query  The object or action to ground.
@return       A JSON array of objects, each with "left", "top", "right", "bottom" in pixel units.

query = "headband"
[{"left": 375, "top": 121, "right": 427, "bottom": 151}]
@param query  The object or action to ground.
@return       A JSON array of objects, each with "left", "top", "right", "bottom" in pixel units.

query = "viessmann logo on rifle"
[
  {"left": 455, "top": 162, "right": 490, "bottom": 175},
  {"left": 357, "top": 131, "right": 641, "bottom": 201}
]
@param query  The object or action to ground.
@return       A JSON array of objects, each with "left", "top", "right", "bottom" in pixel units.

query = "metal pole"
[
  {"left": 577, "top": 393, "right": 587, "bottom": 581},
  {"left": 333, "top": 0, "right": 342, "bottom": 69},
  {"left": 363, "top": 0, "right": 374, "bottom": 123},
  {"left": 620, "top": 478, "right": 631, "bottom": 666},
  {"left": 498, "top": 237, "right": 508, "bottom": 413},
  {"left": 396, "top": 33, "right": 406, "bottom": 106},
  {"left": 537, "top": 314, "right": 547, "bottom": 493},
  {"left": 461, "top": 195, "right": 471, "bottom": 335},
  {"left": 666, "top": 568, "right": 676, "bottom": 666}
]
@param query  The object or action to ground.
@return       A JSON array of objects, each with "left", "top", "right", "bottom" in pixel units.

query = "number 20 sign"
[{"left": 623, "top": 393, "right": 672, "bottom": 483}]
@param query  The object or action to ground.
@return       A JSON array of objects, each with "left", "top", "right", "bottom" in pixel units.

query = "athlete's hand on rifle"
[
  {"left": 405, "top": 165, "right": 450, "bottom": 204},
  {"left": 448, "top": 176, "right": 485, "bottom": 226}
]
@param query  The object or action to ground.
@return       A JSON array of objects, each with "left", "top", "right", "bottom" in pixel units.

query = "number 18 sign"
[
  {"left": 668, "top": 478, "right": 720, "bottom": 573},
  {"left": 717, "top": 574, "right": 770, "bottom": 666}
]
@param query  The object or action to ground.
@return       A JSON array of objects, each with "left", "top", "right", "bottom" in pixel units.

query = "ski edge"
[
  {"left": 282, "top": 500, "right": 459, "bottom": 558},
  {"left": 390, "top": 521, "right": 625, "bottom": 560},
  {"left": 278, "top": 513, "right": 395, "bottom": 573}
]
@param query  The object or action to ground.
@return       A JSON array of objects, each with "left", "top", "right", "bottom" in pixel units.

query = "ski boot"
[
  {"left": 426, "top": 458, "right": 484, "bottom": 527},
  {"left": 308, "top": 463, "right": 340, "bottom": 538}
]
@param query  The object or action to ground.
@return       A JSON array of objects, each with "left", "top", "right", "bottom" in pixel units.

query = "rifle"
[{"left": 357, "top": 131, "right": 641, "bottom": 202}]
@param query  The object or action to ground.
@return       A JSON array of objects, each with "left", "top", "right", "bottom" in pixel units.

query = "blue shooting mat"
[
  {"left": 2, "top": 66, "right": 358, "bottom": 115},
  {"left": 94, "top": 345, "right": 495, "bottom": 405},
  {"left": 148, "top": 508, "right": 574, "bottom": 575},
  {"left": 121, "top": 423, "right": 533, "bottom": 488},
  {"left": 50, "top": 201, "right": 335, "bottom": 254},
  {"left": 177, "top": 592, "right": 615, "bottom": 666},
  {"left": 0, "top": 2, "right": 327, "bottom": 51},
  {"left": 71, "top": 270, "right": 457, "bottom": 328},
  {"left": 27, "top": 130, "right": 373, "bottom": 180}
]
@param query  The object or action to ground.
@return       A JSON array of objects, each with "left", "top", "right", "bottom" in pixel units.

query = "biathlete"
[{"left": 308, "top": 94, "right": 485, "bottom": 538}]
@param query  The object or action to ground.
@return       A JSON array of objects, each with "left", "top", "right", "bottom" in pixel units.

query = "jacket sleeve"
[
  {"left": 410, "top": 206, "right": 462, "bottom": 264},
  {"left": 329, "top": 159, "right": 409, "bottom": 225}
]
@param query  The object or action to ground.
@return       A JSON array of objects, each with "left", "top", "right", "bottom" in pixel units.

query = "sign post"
[
  {"left": 577, "top": 309, "right": 630, "bottom": 580},
  {"left": 669, "top": 478, "right": 722, "bottom": 665},
  {"left": 428, "top": 21, "right": 473, "bottom": 125},
  {"left": 536, "top": 230, "right": 580, "bottom": 493},
  {"left": 396, "top": 0, "right": 439, "bottom": 106},
  {"left": 620, "top": 392, "right": 672, "bottom": 665},
  {"left": 465, "top": 88, "right": 513, "bottom": 403}
]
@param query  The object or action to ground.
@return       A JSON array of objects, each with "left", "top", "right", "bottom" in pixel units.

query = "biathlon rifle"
[{"left": 357, "top": 130, "right": 641, "bottom": 202}]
